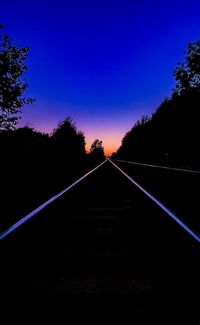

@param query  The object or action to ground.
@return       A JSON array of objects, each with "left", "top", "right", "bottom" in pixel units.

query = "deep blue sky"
[{"left": 1, "top": 0, "right": 200, "bottom": 154}]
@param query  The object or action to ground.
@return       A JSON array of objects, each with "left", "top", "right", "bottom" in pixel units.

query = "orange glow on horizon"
[
  {"left": 85, "top": 127, "right": 125, "bottom": 157},
  {"left": 19, "top": 101, "right": 145, "bottom": 158},
  {"left": 85, "top": 142, "right": 118, "bottom": 157},
  {"left": 19, "top": 110, "right": 134, "bottom": 157}
]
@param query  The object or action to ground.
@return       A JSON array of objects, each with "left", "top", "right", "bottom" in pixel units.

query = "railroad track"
[{"left": 1, "top": 159, "right": 200, "bottom": 323}]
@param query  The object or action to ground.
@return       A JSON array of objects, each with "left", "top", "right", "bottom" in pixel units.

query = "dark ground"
[
  {"left": 1, "top": 160, "right": 200, "bottom": 324},
  {"left": 114, "top": 159, "right": 200, "bottom": 236},
  {"left": 0, "top": 160, "right": 95, "bottom": 233}
]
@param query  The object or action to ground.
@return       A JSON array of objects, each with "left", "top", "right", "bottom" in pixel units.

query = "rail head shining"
[
  {"left": 113, "top": 159, "right": 200, "bottom": 174},
  {"left": 0, "top": 159, "right": 107, "bottom": 240},
  {"left": 109, "top": 159, "right": 200, "bottom": 244}
]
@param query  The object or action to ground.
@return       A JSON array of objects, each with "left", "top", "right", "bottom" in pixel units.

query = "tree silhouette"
[
  {"left": 114, "top": 39, "right": 200, "bottom": 168},
  {"left": 173, "top": 40, "right": 200, "bottom": 95},
  {"left": 89, "top": 139, "right": 105, "bottom": 162},
  {"left": 51, "top": 117, "right": 86, "bottom": 165},
  {"left": 0, "top": 25, "right": 34, "bottom": 130}
]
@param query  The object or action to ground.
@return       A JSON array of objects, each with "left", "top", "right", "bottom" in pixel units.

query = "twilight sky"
[{"left": 1, "top": 0, "right": 200, "bottom": 155}]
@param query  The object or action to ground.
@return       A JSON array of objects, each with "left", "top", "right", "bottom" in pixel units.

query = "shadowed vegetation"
[
  {"left": 0, "top": 26, "right": 106, "bottom": 232},
  {"left": 113, "top": 40, "right": 200, "bottom": 169},
  {"left": 0, "top": 118, "right": 104, "bottom": 232},
  {"left": 0, "top": 22, "right": 106, "bottom": 229},
  {"left": 88, "top": 139, "right": 105, "bottom": 164},
  {"left": 0, "top": 25, "right": 34, "bottom": 130}
]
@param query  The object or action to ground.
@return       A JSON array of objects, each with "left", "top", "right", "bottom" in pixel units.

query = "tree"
[
  {"left": 173, "top": 40, "right": 200, "bottom": 95},
  {"left": 51, "top": 117, "right": 86, "bottom": 164},
  {"left": 0, "top": 25, "right": 34, "bottom": 130},
  {"left": 90, "top": 139, "right": 104, "bottom": 154},
  {"left": 114, "top": 40, "right": 200, "bottom": 168},
  {"left": 89, "top": 139, "right": 105, "bottom": 162}
]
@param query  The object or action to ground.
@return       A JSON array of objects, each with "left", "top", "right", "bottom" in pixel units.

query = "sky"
[{"left": 1, "top": 0, "right": 200, "bottom": 155}]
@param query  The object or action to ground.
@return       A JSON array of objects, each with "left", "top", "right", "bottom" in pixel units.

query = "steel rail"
[
  {"left": 113, "top": 159, "right": 200, "bottom": 174},
  {"left": 109, "top": 159, "right": 200, "bottom": 243},
  {"left": 0, "top": 160, "right": 107, "bottom": 240}
]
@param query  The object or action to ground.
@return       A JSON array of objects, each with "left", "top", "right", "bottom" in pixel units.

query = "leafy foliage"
[
  {"left": 0, "top": 25, "right": 34, "bottom": 130},
  {"left": 173, "top": 40, "right": 200, "bottom": 94}
]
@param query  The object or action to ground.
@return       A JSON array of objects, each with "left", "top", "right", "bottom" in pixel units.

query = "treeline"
[
  {"left": 0, "top": 117, "right": 104, "bottom": 232},
  {"left": 0, "top": 25, "right": 106, "bottom": 231},
  {"left": 113, "top": 40, "right": 200, "bottom": 169},
  {"left": 0, "top": 117, "right": 105, "bottom": 171},
  {"left": 0, "top": 118, "right": 85, "bottom": 170}
]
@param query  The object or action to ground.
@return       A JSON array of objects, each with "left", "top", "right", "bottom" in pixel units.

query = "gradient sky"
[{"left": 1, "top": 0, "right": 200, "bottom": 155}]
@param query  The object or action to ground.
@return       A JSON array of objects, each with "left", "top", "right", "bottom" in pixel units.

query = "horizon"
[
  {"left": 1, "top": 0, "right": 200, "bottom": 155},
  {"left": 19, "top": 107, "right": 152, "bottom": 156}
]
